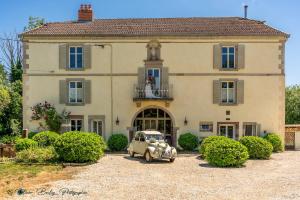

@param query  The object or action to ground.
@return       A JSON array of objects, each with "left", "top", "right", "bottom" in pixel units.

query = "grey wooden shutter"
[
  {"left": 84, "top": 80, "right": 91, "bottom": 104},
  {"left": 162, "top": 67, "right": 169, "bottom": 88},
  {"left": 138, "top": 67, "right": 146, "bottom": 88},
  {"left": 59, "top": 44, "right": 67, "bottom": 69},
  {"left": 256, "top": 123, "right": 261, "bottom": 136},
  {"left": 59, "top": 80, "right": 67, "bottom": 104},
  {"left": 213, "top": 44, "right": 221, "bottom": 69},
  {"left": 213, "top": 80, "right": 221, "bottom": 104},
  {"left": 84, "top": 45, "right": 91, "bottom": 69},
  {"left": 237, "top": 44, "right": 245, "bottom": 69},
  {"left": 236, "top": 80, "right": 244, "bottom": 104}
]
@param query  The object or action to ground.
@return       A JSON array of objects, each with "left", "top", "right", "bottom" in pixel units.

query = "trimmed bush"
[
  {"left": 16, "top": 146, "right": 58, "bottom": 163},
  {"left": 206, "top": 139, "right": 249, "bottom": 167},
  {"left": 28, "top": 131, "right": 38, "bottom": 139},
  {"left": 199, "top": 136, "right": 231, "bottom": 158},
  {"left": 178, "top": 133, "right": 199, "bottom": 151},
  {"left": 54, "top": 131, "right": 105, "bottom": 163},
  {"left": 240, "top": 136, "right": 273, "bottom": 159},
  {"left": 107, "top": 134, "right": 128, "bottom": 151},
  {"left": 263, "top": 133, "right": 284, "bottom": 152},
  {"left": 15, "top": 138, "right": 38, "bottom": 151},
  {"left": 0, "top": 135, "right": 20, "bottom": 144},
  {"left": 32, "top": 131, "right": 60, "bottom": 147}
]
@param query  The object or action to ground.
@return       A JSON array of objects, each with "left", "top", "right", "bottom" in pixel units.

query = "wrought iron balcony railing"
[{"left": 133, "top": 84, "right": 173, "bottom": 101}]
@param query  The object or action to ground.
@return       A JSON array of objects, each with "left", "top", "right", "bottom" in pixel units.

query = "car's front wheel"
[
  {"left": 129, "top": 150, "right": 135, "bottom": 158},
  {"left": 145, "top": 151, "right": 153, "bottom": 162}
]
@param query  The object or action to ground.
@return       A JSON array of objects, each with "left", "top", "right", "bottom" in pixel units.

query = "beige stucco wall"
[{"left": 23, "top": 36, "right": 286, "bottom": 141}]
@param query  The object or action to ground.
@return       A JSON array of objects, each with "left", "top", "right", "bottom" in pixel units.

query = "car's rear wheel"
[
  {"left": 145, "top": 151, "right": 153, "bottom": 162},
  {"left": 170, "top": 158, "right": 175, "bottom": 162},
  {"left": 129, "top": 150, "right": 135, "bottom": 158}
]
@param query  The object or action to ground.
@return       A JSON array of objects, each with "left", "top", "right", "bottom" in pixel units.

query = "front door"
[
  {"left": 219, "top": 124, "right": 235, "bottom": 139},
  {"left": 132, "top": 108, "right": 174, "bottom": 146}
]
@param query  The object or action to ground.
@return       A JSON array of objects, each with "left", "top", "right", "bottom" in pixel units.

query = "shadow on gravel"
[
  {"left": 123, "top": 156, "right": 172, "bottom": 164},
  {"left": 198, "top": 163, "right": 217, "bottom": 168}
]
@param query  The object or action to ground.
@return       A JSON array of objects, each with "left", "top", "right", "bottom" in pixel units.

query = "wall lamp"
[
  {"left": 184, "top": 117, "right": 188, "bottom": 126},
  {"left": 116, "top": 116, "right": 120, "bottom": 125}
]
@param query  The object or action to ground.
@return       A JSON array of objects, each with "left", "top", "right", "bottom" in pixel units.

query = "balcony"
[{"left": 133, "top": 84, "right": 173, "bottom": 101}]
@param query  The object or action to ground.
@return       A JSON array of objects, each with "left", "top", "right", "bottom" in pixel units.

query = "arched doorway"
[{"left": 131, "top": 107, "right": 175, "bottom": 145}]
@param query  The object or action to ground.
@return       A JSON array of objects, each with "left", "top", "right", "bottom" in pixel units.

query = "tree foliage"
[
  {"left": 24, "top": 16, "right": 45, "bottom": 32},
  {"left": 286, "top": 85, "right": 300, "bottom": 124}
]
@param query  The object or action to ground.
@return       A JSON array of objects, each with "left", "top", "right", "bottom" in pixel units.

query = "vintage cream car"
[{"left": 127, "top": 131, "right": 177, "bottom": 162}]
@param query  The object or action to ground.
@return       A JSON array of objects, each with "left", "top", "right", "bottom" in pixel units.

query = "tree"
[
  {"left": 0, "top": 85, "right": 10, "bottom": 116},
  {"left": 24, "top": 16, "right": 45, "bottom": 32},
  {"left": 286, "top": 85, "right": 300, "bottom": 124},
  {"left": 11, "top": 59, "right": 22, "bottom": 82}
]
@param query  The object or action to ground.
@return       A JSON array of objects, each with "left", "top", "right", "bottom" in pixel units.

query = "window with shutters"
[
  {"left": 69, "top": 81, "right": 83, "bottom": 103},
  {"left": 69, "top": 46, "right": 83, "bottom": 69},
  {"left": 92, "top": 120, "right": 103, "bottom": 136},
  {"left": 221, "top": 81, "right": 236, "bottom": 103},
  {"left": 222, "top": 46, "right": 235, "bottom": 69}
]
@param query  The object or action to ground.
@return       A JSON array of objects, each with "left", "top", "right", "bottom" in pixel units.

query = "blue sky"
[{"left": 0, "top": 0, "right": 299, "bottom": 85}]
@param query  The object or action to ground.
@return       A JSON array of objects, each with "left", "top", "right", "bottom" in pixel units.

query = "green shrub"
[
  {"left": 263, "top": 133, "right": 284, "bottom": 152},
  {"left": 0, "top": 135, "right": 20, "bottom": 144},
  {"left": 32, "top": 131, "right": 60, "bottom": 147},
  {"left": 107, "top": 134, "right": 128, "bottom": 151},
  {"left": 206, "top": 139, "right": 249, "bottom": 167},
  {"left": 15, "top": 138, "right": 38, "bottom": 151},
  {"left": 28, "top": 131, "right": 38, "bottom": 139},
  {"left": 240, "top": 136, "right": 273, "bottom": 159},
  {"left": 178, "top": 133, "right": 199, "bottom": 151},
  {"left": 199, "top": 136, "right": 231, "bottom": 158},
  {"left": 16, "top": 146, "right": 58, "bottom": 163},
  {"left": 54, "top": 131, "right": 105, "bottom": 163}
]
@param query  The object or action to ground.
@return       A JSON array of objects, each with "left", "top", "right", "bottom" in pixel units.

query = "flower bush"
[
  {"left": 54, "top": 131, "right": 105, "bottom": 163},
  {"left": 240, "top": 136, "right": 273, "bottom": 159},
  {"left": 206, "top": 139, "right": 249, "bottom": 167},
  {"left": 32, "top": 131, "right": 60, "bottom": 147},
  {"left": 107, "top": 134, "right": 128, "bottom": 151},
  {"left": 178, "top": 133, "right": 199, "bottom": 151},
  {"left": 15, "top": 138, "right": 38, "bottom": 151},
  {"left": 263, "top": 133, "right": 284, "bottom": 152}
]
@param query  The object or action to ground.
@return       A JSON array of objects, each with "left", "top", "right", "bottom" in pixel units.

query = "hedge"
[
  {"left": 178, "top": 133, "right": 199, "bottom": 151},
  {"left": 240, "top": 136, "right": 273, "bottom": 159},
  {"left": 107, "top": 134, "right": 128, "bottom": 151}
]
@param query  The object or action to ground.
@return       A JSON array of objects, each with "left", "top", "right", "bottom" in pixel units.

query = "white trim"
[
  {"left": 68, "top": 81, "right": 83, "bottom": 103},
  {"left": 91, "top": 120, "right": 103, "bottom": 136},
  {"left": 221, "top": 46, "right": 235, "bottom": 69},
  {"left": 219, "top": 124, "right": 236, "bottom": 139},
  {"left": 69, "top": 46, "right": 83, "bottom": 69}
]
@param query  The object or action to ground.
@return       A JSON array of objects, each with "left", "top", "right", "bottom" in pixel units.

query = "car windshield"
[{"left": 145, "top": 134, "right": 163, "bottom": 141}]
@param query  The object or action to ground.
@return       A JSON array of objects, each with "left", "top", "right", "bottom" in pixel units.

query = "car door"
[
  {"left": 138, "top": 133, "right": 147, "bottom": 155},
  {"left": 132, "top": 132, "right": 140, "bottom": 153}
]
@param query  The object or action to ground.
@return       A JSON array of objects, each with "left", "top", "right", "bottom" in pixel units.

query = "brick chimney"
[{"left": 78, "top": 4, "right": 93, "bottom": 22}]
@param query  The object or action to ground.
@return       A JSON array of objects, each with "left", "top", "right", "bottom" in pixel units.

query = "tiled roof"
[{"left": 22, "top": 17, "right": 288, "bottom": 37}]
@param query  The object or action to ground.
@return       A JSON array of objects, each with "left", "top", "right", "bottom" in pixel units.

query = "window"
[
  {"left": 222, "top": 47, "right": 235, "bottom": 69},
  {"left": 69, "top": 81, "right": 83, "bottom": 103},
  {"left": 69, "top": 47, "right": 83, "bottom": 69},
  {"left": 219, "top": 124, "right": 236, "bottom": 139},
  {"left": 243, "top": 123, "right": 257, "bottom": 136},
  {"left": 199, "top": 122, "right": 213, "bottom": 132},
  {"left": 92, "top": 120, "right": 103, "bottom": 136},
  {"left": 71, "top": 119, "right": 83, "bottom": 131},
  {"left": 146, "top": 68, "right": 160, "bottom": 90},
  {"left": 221, "top": 81, "right": 235, "bottom": 103}
]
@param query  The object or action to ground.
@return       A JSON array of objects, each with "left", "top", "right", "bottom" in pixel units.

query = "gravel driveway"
[{"left": 10, "top": 151, "right": 300, "bottom": 200}]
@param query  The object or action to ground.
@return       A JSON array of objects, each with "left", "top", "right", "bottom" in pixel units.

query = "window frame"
[
  {"left": 243, "top": 122, "right": 257, "bottom": 136},
  {"left": 146, "top": 68, "right": 161, "bottom": 90},
  {"left": 70, "top": 118, "right": 83, "bottom": 131},
  {"left": 91, "top": 120, "right": 103, "bottom": 136},
  {"left": 68, "top": 81, "right": 84, "bottom": 104},
  {"left": 69, "top": 46, "right": 83, "bottom": 69},
  {"left": 221, "top": 46, "right": 236, "bottom": 69},
  {"left": 199, "top": 122, "right": 213, "bottom": 132},
  {"left": 218, "top": 124, "right": 236, "bottom": 139},
  {"left": 221, "top": 81, "right": 236, "bottom": 104}
]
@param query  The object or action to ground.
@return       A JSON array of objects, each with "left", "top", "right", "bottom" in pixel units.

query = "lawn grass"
[{"left": 0, "top": 162, "right": 79, "bottom": 197}]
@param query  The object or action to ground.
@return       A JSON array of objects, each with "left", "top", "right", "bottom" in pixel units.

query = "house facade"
[{"left": 21, "top": 5, "right": 288, "bottom": 146}]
